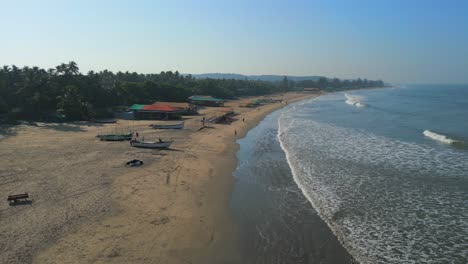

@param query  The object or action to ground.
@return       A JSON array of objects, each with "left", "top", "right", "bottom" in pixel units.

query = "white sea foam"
[
  {"left": 354, "top": 102, "right": 366, "bottom": 107},
  {"left": 423, "top": 130, "right": 460, "bottom": 144},
  {"left": 345, "top": 93, "right": 367, "bottom": 107},
  {"left": 277, "top": 105, "right": 468, "bottom": 264}
]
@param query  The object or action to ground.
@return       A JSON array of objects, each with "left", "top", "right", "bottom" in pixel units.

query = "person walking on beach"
[
  {"left": 201, "top": 116, "right": 206, "bottom": 128},
  {"left": 242, "top": 117, "right": 245, "bottom": 123},
  {"left": 235, "top": 129, "right": 237, "bottom": 136}
]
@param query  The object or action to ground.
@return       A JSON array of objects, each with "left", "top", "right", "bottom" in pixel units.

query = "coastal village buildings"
[
  {"left": 129, "top": 104, "right": 184, "bottom": 120},
  {"left": 303, "top": 88, "right": 321, "bottom": 93},
  {"left": 152, "top": 102, "right": 198, "bottom": 115},
  {"left": 128, "top": 95, "right": 225, "bottom": 120},
  {"left": 188, "top": 95, "right": 226, "bottom": 107}
]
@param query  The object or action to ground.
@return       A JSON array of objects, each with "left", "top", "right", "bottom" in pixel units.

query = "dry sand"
[{"left": 0, "top": 92, "right": 316, "bottom": 264}]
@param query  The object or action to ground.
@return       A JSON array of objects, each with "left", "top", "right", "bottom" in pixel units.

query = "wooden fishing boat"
[
  {"left": 150, "top": 122, "right": 184, "bottom": 129},
  {"left": 130, "top": 139, "right": 173, "bottom": 148},
  {"left": 96, "top": 133, "right": 133, "bottom": 141}
]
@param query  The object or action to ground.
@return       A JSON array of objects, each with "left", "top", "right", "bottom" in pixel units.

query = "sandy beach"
[{"left": 0, "top": 92, "right": 316, "bottom": 264}]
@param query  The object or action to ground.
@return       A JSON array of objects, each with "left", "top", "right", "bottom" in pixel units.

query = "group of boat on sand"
[{"left": 95, "top": 121, "right": 184, "bottom": 148}]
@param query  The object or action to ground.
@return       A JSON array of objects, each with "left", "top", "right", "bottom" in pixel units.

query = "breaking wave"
[
  {"left": 277, "top": 105, "right": 468, "bottom": 264},
  {"left": 345, "top": 93, "right": 367, "bottom": 107},
  {"left": 423, "top": 130, "right": 461, "bottom": 145}
]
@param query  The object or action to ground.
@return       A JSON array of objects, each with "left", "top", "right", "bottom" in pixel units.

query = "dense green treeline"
[
  {"left": 0, "top": 61, "right": 384, "bottom": 121},
  {"left": 0, "top": 62, "right": 281, "bottom": 120},
  {"left": 294, "top": 77, "right": 385, "bottom": 90}
]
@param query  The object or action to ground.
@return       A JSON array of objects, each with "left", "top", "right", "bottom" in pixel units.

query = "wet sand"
[
  {"left": 231, "top": 106, "right": 355, "bottom": 263},
  {"left": 0, "top": 92, "right": 316, "bottom": 264}
]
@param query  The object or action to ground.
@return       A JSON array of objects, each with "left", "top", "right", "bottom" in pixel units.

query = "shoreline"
[
  {"left": 0, "top": 92, "right": 317, "bottom": 263},
  {"left": 268, "top": 85, "right": 468, "bottom": 263},
  {"left": 231, "top": 98, "right": 355, "bottom": 264}
]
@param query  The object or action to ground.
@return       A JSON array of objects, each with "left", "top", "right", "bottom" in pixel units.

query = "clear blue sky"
[{"left": 1, "top": 0, "right": 467, "bottom": 84}]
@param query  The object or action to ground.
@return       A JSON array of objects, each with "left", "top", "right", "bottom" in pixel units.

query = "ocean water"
[{"left": 277, "top": 85, "right": 468, "bottom": 263}]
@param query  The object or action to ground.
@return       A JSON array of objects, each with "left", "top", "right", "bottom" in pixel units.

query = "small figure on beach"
[
  {"left": 135, "top": 131, "right": 139, "bottom": 138},
  {"left": 235, "top": 129, "right": 237, "bottom": 136},
  {"left": 242, "top": 117, "right": 245, "bottom": 123}
]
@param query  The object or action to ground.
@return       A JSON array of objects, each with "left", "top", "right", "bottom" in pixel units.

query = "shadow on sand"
[
  {"left": 197, "top": 126, "right": 215, "bottom": 131},
  {"left": 1, "top": 121, "right": 108, "bottom": 134},
  {"left": 162, "top": 148, "right": 184, "bottom": 152},
  {"left": 8, "top": 200, "right": 33, "bottom": 207},
  {"left": 37, "top": 122, "right": 105, "bottom": 132},
  {"left": 0, "top": 124, "right": 18, "bottom": 138}
]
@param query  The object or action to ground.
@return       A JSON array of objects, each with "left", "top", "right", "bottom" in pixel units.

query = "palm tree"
[
  {"left": 47, "top": 68, "right": 56, "bottom": 76},
  {"left": 68, "top": 61, "right": 79, "bottom": 75},
  {"left": 55, "top": 63, "right": 67, "bottom": 75},
  {"left": 1, "top": 65, "right": 11, "bottom": 73}
]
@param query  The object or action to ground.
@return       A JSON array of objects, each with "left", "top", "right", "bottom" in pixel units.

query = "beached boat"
[
  {"left": 93, "top": 118, "right": 117, "bottom": 123},
  {"left": 130, "top": 139, "right": 173, "bottom": 148},
  {"left": 150, "top": 122, "right": 184, "bottom": 129},
  {"left": 96, "top": 133, "right": 133, "bottom": 141}
]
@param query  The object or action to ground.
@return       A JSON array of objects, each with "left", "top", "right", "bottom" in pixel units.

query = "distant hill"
[{"left": 187, "top": 73, "right": 323, "bottom": 82}]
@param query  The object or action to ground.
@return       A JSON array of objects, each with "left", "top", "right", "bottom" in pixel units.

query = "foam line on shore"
[{"left": 276, "top": 107, "right": 364, "bottom": 264}]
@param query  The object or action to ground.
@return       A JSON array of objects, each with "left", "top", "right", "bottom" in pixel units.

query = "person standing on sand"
[
  {"left": 242, "top": 117, "right": 245, "bottom": 123},
  {"left": 235, "top": 129, "right": 237, "bottom": 136}
]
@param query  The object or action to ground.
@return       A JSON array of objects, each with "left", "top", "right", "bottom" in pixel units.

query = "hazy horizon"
[{"left": 1, "top": 0, "right": 467, "bottom": 84}]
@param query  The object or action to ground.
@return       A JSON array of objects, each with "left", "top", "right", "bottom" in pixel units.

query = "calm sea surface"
[{"left": 232, "top": 85, "right": 468, "bottom": 263}]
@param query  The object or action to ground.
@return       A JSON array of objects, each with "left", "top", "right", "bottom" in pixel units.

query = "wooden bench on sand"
[{"left": 7, "top": 193, "right": 29, "bottom": 204}]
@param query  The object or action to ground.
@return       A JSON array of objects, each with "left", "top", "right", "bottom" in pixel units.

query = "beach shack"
[
  {"left": 130, "top": 104, "right": 184, "bottom": 120},
  {"left": 257, "top": 98, "right": 282, "bottom": 103},
  {"left": 303, "top": 88, "right": 321, "bottom": 93},
  {"left": 152, "top": 102, "right": 198, "bottom": 115},
  {"left": 188, "top": 95, "right": 225, "bottom": 107},
  {"left": 246, "top": 99, "right": 262, "bottom": 108}
]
